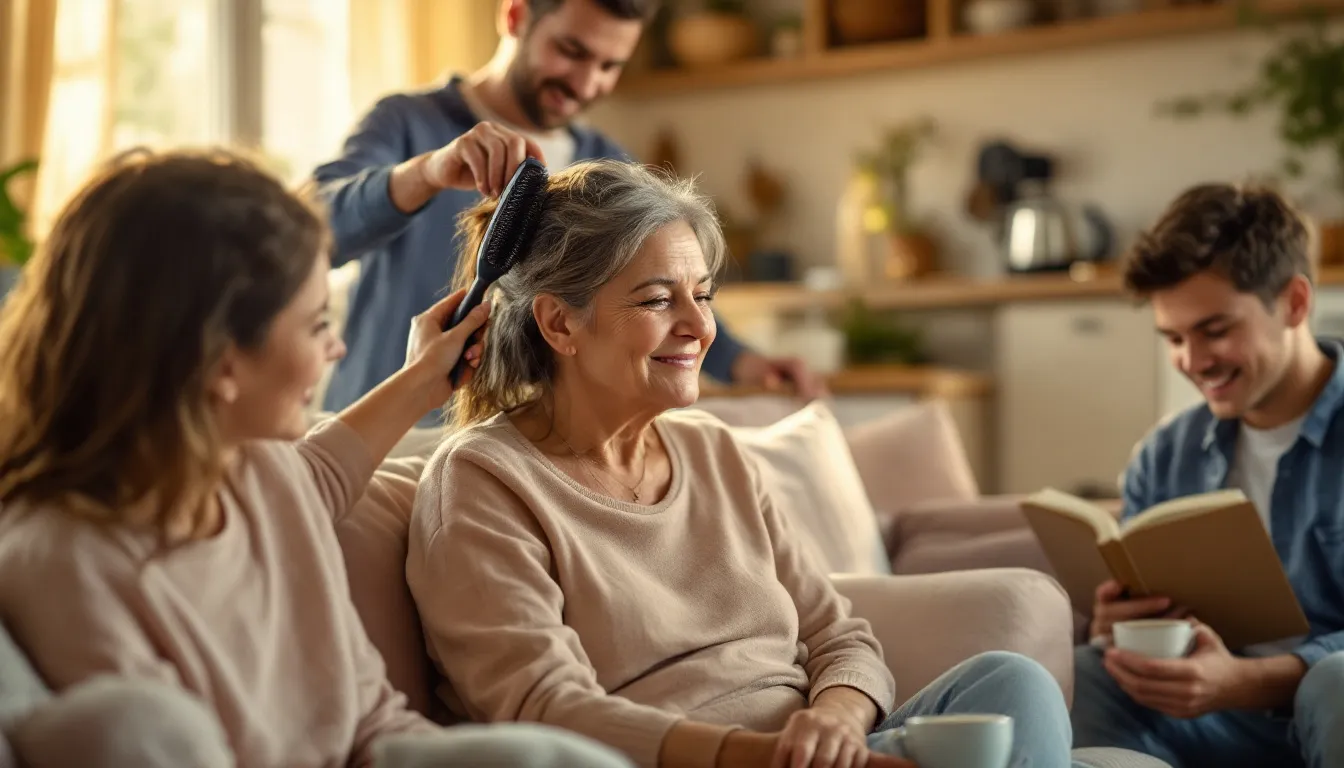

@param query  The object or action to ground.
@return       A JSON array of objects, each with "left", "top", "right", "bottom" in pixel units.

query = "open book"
[{"left": 1020, "top": 488, "right": 1309, "bottom": 650}]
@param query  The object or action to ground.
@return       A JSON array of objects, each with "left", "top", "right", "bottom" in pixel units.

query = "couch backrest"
[{"left": 334, "top": 456, "right": 438, "bottom": 717}]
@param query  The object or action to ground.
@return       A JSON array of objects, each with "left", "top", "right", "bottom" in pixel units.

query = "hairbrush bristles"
[
  {"left": 447, "top": 157, "right": 549, "bottom": 386},
  {"left": 482, "top": 164, "right": 548, "bottom": 273}
]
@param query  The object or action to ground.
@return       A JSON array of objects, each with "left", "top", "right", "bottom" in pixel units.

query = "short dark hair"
[
  {"left": 1123, "top": 182, "right": 1312, "bottom": 306},
  {"left": 527, "top": 0, "right": 659, "bottom": 22}
]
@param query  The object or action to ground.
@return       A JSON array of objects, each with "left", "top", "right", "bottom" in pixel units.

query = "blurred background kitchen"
[{"left": 4, "top": 0, "right": 1344, "bottom": 497}]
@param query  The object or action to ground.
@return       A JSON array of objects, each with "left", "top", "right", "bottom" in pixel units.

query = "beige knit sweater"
[
  {"left": 407, "top": 408, "right": 895, "bottom": 768},
  {"left": 0, "top": 419, "right": 431, "bottom": 768}
]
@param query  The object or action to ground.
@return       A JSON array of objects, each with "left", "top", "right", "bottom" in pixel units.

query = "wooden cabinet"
[{"left": 994, "top": 300, "right": 1157, "bottom": 496}]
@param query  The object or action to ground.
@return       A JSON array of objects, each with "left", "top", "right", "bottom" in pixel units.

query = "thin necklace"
[{"left": 555, "top": 430, "right": 649, "bottom": 503}]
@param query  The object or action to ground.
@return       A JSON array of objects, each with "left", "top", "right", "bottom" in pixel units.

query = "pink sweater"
[
  {"left": 0, "top": 419, "right": 430, "bottom": 767},
  {"left": 407, "top": 409, "right": 896, "bottom": 768}
]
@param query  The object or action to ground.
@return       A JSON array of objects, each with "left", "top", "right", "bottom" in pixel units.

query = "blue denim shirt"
[
  {"left": 1121, "top": 338, "right": 1344, "bottom": 668},
  {"left": 313, "top": 77, "right": 747, "bottom": 420}
]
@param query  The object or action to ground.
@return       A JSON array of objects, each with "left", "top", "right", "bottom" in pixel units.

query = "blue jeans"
[
  {"left": 1071, "top": 644, "right": 1344, "bottom": 768},
  {"left": 866, "top": 651, "right": 1078, "bottom": 768}
]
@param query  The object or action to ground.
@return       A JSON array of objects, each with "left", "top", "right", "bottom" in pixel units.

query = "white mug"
[
  {"left": 1113, "top": 619, "right": 1195, "bottom": 659},
  {"left": 880, "top": 714, "right": 1013, "bottom": 768}
]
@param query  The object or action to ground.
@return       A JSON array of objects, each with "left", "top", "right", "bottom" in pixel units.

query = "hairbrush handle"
[{"left": 447, "top": 276, "right": 491, "bottom": 388}]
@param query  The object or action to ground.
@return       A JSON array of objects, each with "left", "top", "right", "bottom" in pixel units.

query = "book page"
[
  {"left": 1023, "top": 487, "right": 1120, "bottom": 542},
  {"left": 1120, "top": 488, "right": 1249, "bottom": 536}
]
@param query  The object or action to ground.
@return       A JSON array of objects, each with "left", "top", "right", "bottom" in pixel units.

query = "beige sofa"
[{"left": 1, "top": 398, "right": 1164, "bottom": 767}]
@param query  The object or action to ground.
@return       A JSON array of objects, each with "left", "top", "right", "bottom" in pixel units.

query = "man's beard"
[{"left": 507, "top": 53, "right": 584, "bottom": 130}]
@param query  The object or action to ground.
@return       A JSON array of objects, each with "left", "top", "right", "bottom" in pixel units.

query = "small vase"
[
  {"left": 885, "top": 231, "right": 937, "bottom": 280},
  {"left": 963, "top": 0, "right": 1034, "bottom": 35}
]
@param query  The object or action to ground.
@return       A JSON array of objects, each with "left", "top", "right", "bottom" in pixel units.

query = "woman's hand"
[
  {"left": 404, "top": 288, "right": 491, "bottom": 409},
  {"left": 771, "top": 707, "right": 870, "bottom": 768}
]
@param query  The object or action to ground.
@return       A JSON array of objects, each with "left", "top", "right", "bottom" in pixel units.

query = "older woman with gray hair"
[{"left": 407, "top": 159, "right": 1077, "bottom": 768}]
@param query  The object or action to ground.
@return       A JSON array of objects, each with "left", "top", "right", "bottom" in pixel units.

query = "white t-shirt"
[
  {"left": 460, "top": 83, "right": 577, "bottom": 170},
  {"left": 1227, "top": 414, "right": 1308, "bottom": 656}
]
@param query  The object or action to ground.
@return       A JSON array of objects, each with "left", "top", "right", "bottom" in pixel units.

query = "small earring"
[{"left": 218, "top": 382, "right": 238, "bottom": 404}]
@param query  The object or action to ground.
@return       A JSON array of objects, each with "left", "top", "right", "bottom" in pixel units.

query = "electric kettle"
[
  {"left": 1002, "top": 183, "right": 1113, "bottom": 273},
  {"left": 972, "top": 141, "right": 1114, "bottom": 273}
]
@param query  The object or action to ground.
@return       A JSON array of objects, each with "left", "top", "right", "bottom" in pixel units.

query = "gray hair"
[{"left": 449, "top": 159, "right": 726, "bottom": 427}]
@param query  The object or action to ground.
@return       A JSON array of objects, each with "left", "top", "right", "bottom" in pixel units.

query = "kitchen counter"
[
  {"left": 715, "top": 264, "right": 1344, "bottom": 315},
  {"left": 700, "top": 364, "right": 992, "bottom": 399}
]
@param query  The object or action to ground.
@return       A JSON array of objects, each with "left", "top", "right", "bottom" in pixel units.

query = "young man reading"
[{"left": 1071, "top": 183, "right": 1344, "bottom": 767}]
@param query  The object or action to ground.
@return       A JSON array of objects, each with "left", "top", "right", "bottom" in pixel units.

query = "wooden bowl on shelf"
[
  {"left": 830, "top": 0, "right": 926, "bottom": 45},
  {"left": 668, "top": 12, "right": 759, "bottom": 68}
]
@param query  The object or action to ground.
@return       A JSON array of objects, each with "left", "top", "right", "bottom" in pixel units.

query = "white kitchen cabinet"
[
  {"left": 994, "top": 300, "right": 1159, "bottom": 496},
  {"left": 1313, "top": 287, "right": 1344, "bottom": 338}
]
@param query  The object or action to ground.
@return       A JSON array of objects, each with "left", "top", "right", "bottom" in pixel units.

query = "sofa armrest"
[
  {"left": 830, "top": 568, "right": 1075, "bottom": 707},
  {"left": 887, "top": 495, "right": 1048, "bottom": 576}
]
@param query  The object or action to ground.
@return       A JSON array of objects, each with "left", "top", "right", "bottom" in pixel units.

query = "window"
[{"left": 113, "top": 0, "right": 350, "bottom": 185}]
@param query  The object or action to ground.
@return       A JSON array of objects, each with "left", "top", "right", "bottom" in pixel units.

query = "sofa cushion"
[
  {"left": 843, "top": 399, "right": 978, "bottom": 518},
  {"left": 332, "top": 456, "right": 436, "bottom": 717},
  {"left": 730, "top": 401, "right": 889, "bottom": 575}
]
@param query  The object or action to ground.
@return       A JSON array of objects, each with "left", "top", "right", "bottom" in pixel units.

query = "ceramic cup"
[
  {"left": 882, "top": 714, "right": 1013, "bottom": 768},
  {"left": 1113, "top": 619, "right": 1196, "bottom": 659}
]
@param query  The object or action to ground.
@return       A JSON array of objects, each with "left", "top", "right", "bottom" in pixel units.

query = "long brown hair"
[
  {"left": 448, "top": 159, "right": 726, "bottom": 429},
  {"left": 0, "top": 149, "right": 327, "bottom": 542}
]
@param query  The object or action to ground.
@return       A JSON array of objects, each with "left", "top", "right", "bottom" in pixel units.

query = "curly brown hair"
[{"left": 1123, "top": 183, "right": 1312, "bottom": 306}]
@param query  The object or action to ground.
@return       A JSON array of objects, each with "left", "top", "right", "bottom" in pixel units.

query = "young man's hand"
[
  {"left": 1103, "top": 622, "right": 1246, "bottom": 718},
  {"left": 389, "top": 121, "right": 546, "bottom": 213},
  {"left": 1089, "top": 580, "right": 1187, "bottom": 640}
]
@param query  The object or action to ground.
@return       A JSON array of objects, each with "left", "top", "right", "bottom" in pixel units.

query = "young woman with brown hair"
[{"left": 0, "top": 148, "right": 632, "bottom": 768}]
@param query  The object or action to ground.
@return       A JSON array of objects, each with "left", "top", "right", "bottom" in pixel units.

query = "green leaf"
[{"left": 0, "top": 158, "right": 38, "bottom": 266}]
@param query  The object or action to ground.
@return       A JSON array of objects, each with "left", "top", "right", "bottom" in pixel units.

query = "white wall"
[{"left": 589, "top": 27, "right": 1342, "bottom": 280}]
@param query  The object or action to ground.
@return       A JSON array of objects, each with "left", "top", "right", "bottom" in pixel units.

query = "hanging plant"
[
  {"left": 0, "top": 159, "right": 39, "bottom": 267},
  {"left": 1155, "top": 4, "right": 1344, "bottom": 201}
]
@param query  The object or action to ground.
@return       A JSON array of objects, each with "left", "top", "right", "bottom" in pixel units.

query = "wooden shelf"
[
  {"left": 713, "top": 267, "right": 1126, "bottom": 314},
  {"left": 618, "top": 0, "right": 1344, "bottom": 99},
  {"left": 700, "top": 364, "right": 993, "bottom": 398},
  {"left": 713, "top": 264, "right": 1344, "bottom": 314}
]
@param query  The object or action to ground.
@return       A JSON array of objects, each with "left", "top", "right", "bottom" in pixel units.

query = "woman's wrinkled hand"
[{"left": 773, "top": 708, "right": 874, "bottom": 768}]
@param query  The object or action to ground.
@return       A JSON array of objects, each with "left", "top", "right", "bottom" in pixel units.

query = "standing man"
[
  {"left": 1071, "top": 182, "right": 1344, "bottom": 767},
  {"left": 312, "top": 0, "right": 819, "bottom": 417}
]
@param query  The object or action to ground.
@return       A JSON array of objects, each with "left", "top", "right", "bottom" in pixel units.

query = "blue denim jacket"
[{"left": 1121, "top": 338, "right": 1344, "bottom": 668}]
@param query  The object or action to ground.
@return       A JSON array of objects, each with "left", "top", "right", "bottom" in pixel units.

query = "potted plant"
[
  {"left": 1156, "top": 3, "right": 1344, "bottom": 263},
  {"left": 668, "top": 0, "right": 759, "bottom": 68},
  {"left": 854, "top": 117, "right": 939, "bottom": 280},
  {"left": 840, "top": 299, "right": 927, "bottom": 366},
  {"left": 0, "top": 158, "right": 39, "bottom": 300}
]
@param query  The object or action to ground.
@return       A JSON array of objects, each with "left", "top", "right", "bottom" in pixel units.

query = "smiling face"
[
  {"left": 506, "top": 0, "right": 644, "bottom": 129},
  {"left": 1152, "top": 269, "right": 1311, "bottom": 421},
  {"left": 557, "top": 219, "right": 716, "bottom": 413},
  {"left": 211, "top": 254, "right": 347, "bottom": 443}
]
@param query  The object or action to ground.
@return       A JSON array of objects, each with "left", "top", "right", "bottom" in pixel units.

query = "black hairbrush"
[{"left": 448, "top": 156, "right": 549, "bottom": 386}]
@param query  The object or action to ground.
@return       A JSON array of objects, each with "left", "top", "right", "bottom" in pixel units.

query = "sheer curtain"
[
  {"left": 31, "top": 0, "right": 117, "bottom": 236},
  {"left": 2, "top": 0, "right": 59, "bottom": 226},
  {"left": 348, "top": 0, "right": 412, "bottom": 117}
]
